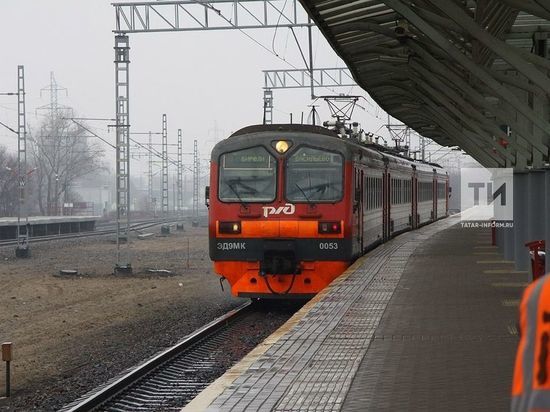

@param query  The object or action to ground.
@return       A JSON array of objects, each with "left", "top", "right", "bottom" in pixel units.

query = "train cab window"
[
  {"left": 218, "top": 146, "right": 277, "bottom": 202},
  {"left": 285, "top": 147, "right": 343, "bottom": 202}
]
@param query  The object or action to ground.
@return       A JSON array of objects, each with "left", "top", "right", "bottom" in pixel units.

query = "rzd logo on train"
[{"left": 262, "top": 203, "right": 295, "bottom": 218}]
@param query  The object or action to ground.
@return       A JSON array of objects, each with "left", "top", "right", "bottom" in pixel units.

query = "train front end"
[{"left": 208, "top": 125, "right": 352, "bottom": 299}]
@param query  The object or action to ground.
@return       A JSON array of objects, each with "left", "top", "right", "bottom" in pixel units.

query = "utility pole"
[
  {"left": 15, "top": 66, "right": 29, "bottom": 258},
  {"left": 192, "top": 139, "right": 199, "bottom": 225},
  {"left": 183, "top": 174, "right": 187, "bottom": 207},
  {"left": 113, "top": 1, "right": 314, "bottom": 130},
  {"left": 308, "top": 16, "right": 315, "bottom": 100},
  {"left": 110, "top": 0, "right": 315, "bottom": 234},
  {"left": 37, "top": 72, "right": 71, "bottom": 216},
  {"left": 177, "top": 129, "right": 183, "bottom": 219},
  {"left": 114, "top": 34, "right": 132, "bottom": 274},
  {"left": 38, "top": 72, "right": 70, "bottom": 115},
  {"left": 148, "top": 131, "right": 153, "bottom": 213},
  {"left": 161, "top": 114, "right": 168, "bottom": 219},
  {"left": 420, "top": 135, "right": 426, "bottom": 162},
  {"left": 172, "top": 178, "right": 176, "bottom": 212},
  {"left": 128, "top": 130, "right": 162, "bottom": 217}
]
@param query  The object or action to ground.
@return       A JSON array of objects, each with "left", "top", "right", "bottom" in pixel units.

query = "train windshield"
[
  {"left": 218, "top": 146, "right": 277, "bottom": 203},
  {"left": 285, "top": 147, "right": 343, "bottom": 202}
]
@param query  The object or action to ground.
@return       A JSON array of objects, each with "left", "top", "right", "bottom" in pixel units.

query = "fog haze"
[{"left": 0, "top": 0, "right": 387, "bottom": 169}]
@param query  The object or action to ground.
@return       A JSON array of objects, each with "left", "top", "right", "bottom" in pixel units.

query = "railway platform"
[
  {"left": 186, "top": 214, "right": 525, "bottom": 411},
  {"left": 0, "top": 216, "right": 99, "bottom": 240}
]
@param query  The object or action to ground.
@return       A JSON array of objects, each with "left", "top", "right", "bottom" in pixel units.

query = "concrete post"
[{"left": 513, "top": 173, "right": 529, "bottom": 270}]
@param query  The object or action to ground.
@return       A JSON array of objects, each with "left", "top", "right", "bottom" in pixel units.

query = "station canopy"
[{"left": 298, "top": 0, "right": 550, "bottom": 169}]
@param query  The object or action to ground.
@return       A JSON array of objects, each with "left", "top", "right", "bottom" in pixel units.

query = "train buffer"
[{"left": 187, "top": 214, "right": 524, "bottom": 411}]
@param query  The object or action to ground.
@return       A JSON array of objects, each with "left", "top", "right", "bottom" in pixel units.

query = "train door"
[
  {"left": 353, "top": 167, "right": 364, "bottom": 256},
  {"left": 383, "top": 169, "right": 390, "bottom": 241},
  {"left": 359, "top": 169, "right": 364, "bottom": 252},
  {"left": 432, "top": 173, "right": 437, "bottom": 221},
  {"left": 446, "top": 176, "right": 449, "bottom": 216},
  {"left": 412, "top": 169, "right": 418, "bottom": 229}
]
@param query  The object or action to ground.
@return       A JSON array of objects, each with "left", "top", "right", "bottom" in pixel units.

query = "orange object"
[
  {"left": 511, "top": 273, "right": 550, "bottom": 411},
  {"left": 207, "top": 126, "right": 449, "bottom": 299},
  {"left": 214, "top": 260, "right": 349, "bottom": 297}
]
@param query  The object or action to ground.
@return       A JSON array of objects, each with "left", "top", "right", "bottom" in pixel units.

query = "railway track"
[
  {"left": 0, "top": 219, "right": 183, "bottom": 248},
  {"left": 60, "top": 301, "right": 294, "bottom": 412}
]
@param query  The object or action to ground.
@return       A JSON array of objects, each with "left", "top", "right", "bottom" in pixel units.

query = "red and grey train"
[{"left": 207, "top": 124, "right": 448, "bottom": 299}]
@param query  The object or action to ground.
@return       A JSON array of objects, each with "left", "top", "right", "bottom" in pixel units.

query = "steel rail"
[{"left": 60, "top": 301, "right": 252, "bottom": 412}]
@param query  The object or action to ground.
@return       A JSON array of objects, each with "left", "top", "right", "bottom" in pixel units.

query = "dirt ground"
[{"left": 0, "top": 224, "right": 242, "bottom": 411}]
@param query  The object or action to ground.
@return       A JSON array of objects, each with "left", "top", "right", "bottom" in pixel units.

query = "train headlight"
[
  {"left": 219, "top": 221, "right": 241, "bottom": 234},
  {"left": 274, "top": 140, "right": 290, "bottom": 154}
]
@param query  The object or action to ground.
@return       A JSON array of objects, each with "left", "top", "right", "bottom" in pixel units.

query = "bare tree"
[
  {"left": 0, "top": 146, "right": 18, "bottom": 216},
  {"left": 29, "top": 111, "right": 105, "bottom": 215}
]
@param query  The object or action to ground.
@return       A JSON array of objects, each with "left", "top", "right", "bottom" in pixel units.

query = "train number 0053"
[{"left": 319, "top": 242, "right": 338, "bottom": 250}]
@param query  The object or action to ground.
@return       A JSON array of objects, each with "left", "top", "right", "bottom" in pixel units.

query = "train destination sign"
[
  {"left": 290, "top": 149, "right": 342, "bottom": 165},
  {"left": 223, "top": 148, "right": 272, "bottom": 169}
]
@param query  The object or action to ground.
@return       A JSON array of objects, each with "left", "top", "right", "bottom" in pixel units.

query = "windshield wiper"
[
  {"left": 295, "top": 183, "right": 314, "bottom": 204},
  {"left": 227, "top": 182, "right": 247, "bottom": 207}
]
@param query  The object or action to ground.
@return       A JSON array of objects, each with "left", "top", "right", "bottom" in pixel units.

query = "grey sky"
[{"left": 0, "top": 0, "right": 392, "bottom": 174}]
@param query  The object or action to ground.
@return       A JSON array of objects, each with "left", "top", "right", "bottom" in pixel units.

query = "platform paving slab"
[{"left": 185, "top": 215, "right": 523, "bottom": 411}]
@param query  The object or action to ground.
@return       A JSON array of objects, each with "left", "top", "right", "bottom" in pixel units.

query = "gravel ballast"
[{"left": 0, "top": 226, "right": 245, "bottom": 411}]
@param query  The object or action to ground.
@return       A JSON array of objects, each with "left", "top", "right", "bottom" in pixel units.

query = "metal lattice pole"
[
  {"left": 193, "top": 139, "right": 199, "bottom": 221},
  {"left": 177, "top": 129, "right": 183, "bottom": 218},
  {"left": 162, "top": 114, "right": 168, "bottom": 219},
  {"left": 148, "top": 131, "right": 153, "bottom": 213},
  {"left": 263, "top": 89, "right": 273, "bottom": 125},
  {"left": 16, "top": 65, "right": 29, "bottom": 257},
  {"left": 36, "top": 72, "right": 74, "bottom": 216},
  {"left": 308, "top": 16, "right": 315, "bottom": 100},
  {"left": 183, "top": 174, "right": 187, "bottom": 206},
  {"left": 114, "top": 35, "right": 131, "bottom": 273},
  {"left": 421, "top": 135, "right": 426, "bottom": 161}
]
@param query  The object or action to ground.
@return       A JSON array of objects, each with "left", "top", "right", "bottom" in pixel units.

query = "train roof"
[
  {"left": 221, "top": 124, "right": 445, "bottom": 173},
  {"left": 230, "top": 124, "right": 338, "bottom": 138}
]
